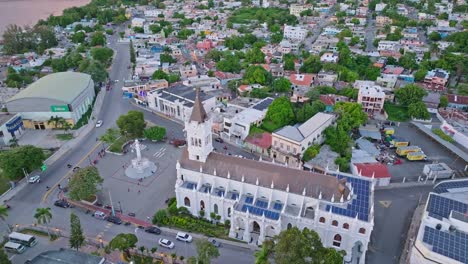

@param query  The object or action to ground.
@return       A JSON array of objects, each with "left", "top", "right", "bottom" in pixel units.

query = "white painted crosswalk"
[{"left": 153, "top": 147, "right": 167, "bottom": 158}]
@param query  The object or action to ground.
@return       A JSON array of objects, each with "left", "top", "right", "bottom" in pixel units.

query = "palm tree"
[
  {"left": 0, "top": 205, "right": 11, "bottom": 232},
  {"left": 47, "top": 116, "right": 61, "bottom": 129},
  {"left": 34, "top": 207, "right": 52, "bottom": 238}
]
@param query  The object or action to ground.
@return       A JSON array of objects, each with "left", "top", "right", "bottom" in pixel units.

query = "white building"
[
  {"left": 131, "top": 18, "right": 145, "bottom": 28},
  {"left": 147, "top": 84, "right": 217, "bottom": 122},
  {"left": 283, "top": 25, "right": 308, "bottom": 41},
  {"left": 290, "top": 4, "right": 309, "bottom": 17},
  {"left": 144, "top": 9, "right": 163, "bottom": 17},
  {"left": 175, "top": 93, "right": 374, "bottom": 264},
  {"left": 410, "top": 179, "right": 468, "bottom": 264},
  {"left": 377, "top": 41, "right": 400, "bottom": 51},
  {"left": 0, "top": 114, "right": 24, "bottom": 145}
]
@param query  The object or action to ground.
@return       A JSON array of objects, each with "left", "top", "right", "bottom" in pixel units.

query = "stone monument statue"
[{"left": 125, "top": 139, "right": 157, "bottom": 179}]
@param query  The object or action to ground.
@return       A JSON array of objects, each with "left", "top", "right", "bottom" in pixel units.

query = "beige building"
[
  {"left": 290, "top": 4, "right": 310, "bottom": 17},
  {"left": 270, "top": 112, "right": 335, "bottom": 168},
  {"left": 179, "top": 65, "right": 198, "bottom": 79},
  {"left": 376, "top": 16, "right": 392, "bottom": 27},
  {"left": 356, "top": 81, "right": 386, "bottom": 115}
]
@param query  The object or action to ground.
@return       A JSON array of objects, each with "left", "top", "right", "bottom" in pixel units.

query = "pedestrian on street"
[
  {"left": 138, "top": 190, "right": 141, "bottom": 194},
  {"left": 128, "top": 188, "right": 130, "bottom": 192}
]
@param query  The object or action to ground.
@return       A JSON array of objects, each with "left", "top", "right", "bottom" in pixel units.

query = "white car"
[
  {"left": 176, "top": 232, "right": 193, "bottom": 242},
  {"left": 158, "top": 238, "right": 175, "bottom": 249},
  {"left": 28, "top": 175, "right": 41, "bottom": 184},
  {"left": 95, "top": 120, "right": 103, "bottom": 127},
  {"left": 93, "top": 211, "right": 106, "bottom": 219}
]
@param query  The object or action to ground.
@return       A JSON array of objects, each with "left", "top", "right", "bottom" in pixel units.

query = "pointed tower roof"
[{"left": 189, "top": 88, "right": 208, "bottom": 123}]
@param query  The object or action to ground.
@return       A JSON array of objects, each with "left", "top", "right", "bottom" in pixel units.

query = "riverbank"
[{"left": 0, "top": 0, "right": 91, "bottom": 37}]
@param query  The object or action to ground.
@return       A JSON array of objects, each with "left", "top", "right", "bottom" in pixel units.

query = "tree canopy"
[
  {"left": 195, "top": 239, "right": 220, "bottom": 264},
  {"left": 0, "top": 145, "right": 45, "bottom": 180},
  {"left": 262, "top": 97, "right": 295, "bottom": 132},
  {"left": 109, "top": 233, "right": 138, "bottom": 258},
  {"left": 69, "top": 213, "right": 85, "bottom": 250},
  {"left": 272, "top": 78, "right": 292, "bottom": 93},
  {"left": 68, "top": 166, "right": 103, "bottom": 201},
  {"left": 116, "top": 111, "right": 146, "bottom": 138},
  {"left": 243, "top": 66, "right": 271, "bottom": 85},
  {"left": 144, "top": 126, "right": 166, "bottom": 141},
  {"left": 91, "top": 47, "right": 114, "bottom": 65},
  {"left": 395, "top": 84, "right": 427, "bottom": 106}
]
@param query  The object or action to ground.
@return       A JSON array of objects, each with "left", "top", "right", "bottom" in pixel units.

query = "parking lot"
[{"left": 387, "top": 122, "right": 467, "bottom": 183}]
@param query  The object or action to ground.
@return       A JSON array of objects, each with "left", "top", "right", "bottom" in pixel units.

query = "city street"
[{"left": 4, "top": 24, "right": 258, "bottom": 262}]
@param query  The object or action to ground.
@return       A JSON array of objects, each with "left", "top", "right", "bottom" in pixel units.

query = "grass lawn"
[
  {"left": 21, "top": 228, "right": 59, "bottom": 241},
  {"left": 432, "top": 128, "right": 455, "bottom": 143},
  {"left": 109, "top": 136, "right": 131, "bottom": 153},
  {"left": 248, "top": 125, "right": 267, "bottom": 137},
  {"left": 129, "top": 254, "right": 163, "bottom": 264},
  {"left": 0, "top": 172, "right": 12, "bottom": 196},
  {"left": 56, "top": 133, "right": 73, "bottom": 140},
  {"left": 384, "top": 103, "right": 410, "bottom": 122}
]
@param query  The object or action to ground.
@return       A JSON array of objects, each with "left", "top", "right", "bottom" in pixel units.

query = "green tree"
[
  {"left": 439, "top": 95, "right": 448, "bottom": 108},
  {"left": 34, "top": 207, "right": 53, "bottom": 238},
  {"left": 0, "top": 248, "right": 11, "bottom": 264},
  {"left": 48, "top": 116, "right": 65, "bottom": 128},
  {"left": 303, "top": 144, "right": 321, "bottom": 162},
  {"left": 133, "top": 27, "right": 144, "bottom": 33},
  {"left": 91, "top": 47, "right": 114, "bottom": 65},
  {"left": 178, "top": 29, "right": 195, "bottom": 40},
  {"left": 90, "top": 31, "right": 106, "bottom": 46},
  {"left": 216, "top": 55, "right": 241, "bottom": 73},
  {"left": 116, "top": 111, "right": 146, "bottom": 138},
  {"left": 243, "top": 65, "right": 271, "bottom": 85},
  {"left": 195, "top": 239, "right": 220, "bottom": 264},
  {"left": 296, "top": 101, "right": 325, "bottom": 123},
  {"left": 69, "top": 213, "right": 85, "bottom": 250},
  {"left": 81, "top": 60, "right": 108, "bottom": 83},
  {"left": 325, "top": 124, "right": 350, "bottom": 156},
  {"left": 71, "top": 31, "right": 86, "bottom": 43},
  {"left": 272, "top": 78, "right": 291, "bottom": 92},
  {"left": 305, "top": 89, "right": 320, "bottom": 101},
  {"left": 109, "top": 233, "right": 138, "bottom": 259},
  {"left": 334, "top": 102, "right": 368, "bottom": 132},
  {"left": 246, "top": 48, "right": 265, "bottom": 64},
  {"left": 395, "top": 84, "right": 427, "bottom": 106},
  {"left": 300, "top": 55, "right": 322, "bottom": 73},
  {"left": 100, "top": 128, "right": 119, "bottom": 144},
  {"left": 152, "top": 69, "right": 168, "bottom": 80},
  {"left": 408, "top": 102, "right": 430, "bottom": 120},
  {"left": 0, "top": 145, "right": 45, "bottom": 180},
  {"left": 130, "top": 40, "right": 136, "bottom": 64},
  {"left": 68, "top": 166, "right": 103, "bottom": 201},
  {"left": 152, "top": 209, "right": 168, "bottom": 225},
  {"left": 428, "top": 32, "right": 442, "bottom": 41},
  {"left": 457, "top": 83, "right": 468, "bottom": 95},
  {"left": 413, "top": 69, "right": 428, "bottom": 82},
  {"left": 144, "top": 126, "right": 166, "bottom": 141},
  {"left": 254, "top": 240, "right": 274, "bottom": 264},
  {"left": 160, "top": 53, "right": 176, "bottom": 64},
  {"left": 398, "top": 52, "right": 418, "bottom": 70},
  {"left": 262, "top": 97, "right": 295, "bottom": 132},
  {"left": 0, "top": 205, "right": 11, "bottom": 232}
]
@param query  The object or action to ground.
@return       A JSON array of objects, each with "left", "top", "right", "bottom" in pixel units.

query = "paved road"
[
  {"left": 4, "top": 24, "right": 257, "bottom": 263},
  {"left": 366, "top": 186, "right": 432, "bottom": 264}
]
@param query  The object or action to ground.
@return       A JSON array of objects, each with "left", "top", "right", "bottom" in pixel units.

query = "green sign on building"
[{"left": 50, "top": 105, "right": 69, "bottom": 112}]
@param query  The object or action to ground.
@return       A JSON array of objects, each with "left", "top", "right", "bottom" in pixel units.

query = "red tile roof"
[
  {"left": 320, "top": 94, "right": 335, "bottom": 106},
  {"left": 447, "top": 94, "right": 468, "bottom": 105},
  {"left": 354, "top": 162, "right": 391, "bottom": 179},
  {"left": 289, "top": 73, "right": 314, "bottom": 86},
  {"left": 245, "top": 132, "right": 272, "bottom": 149}
]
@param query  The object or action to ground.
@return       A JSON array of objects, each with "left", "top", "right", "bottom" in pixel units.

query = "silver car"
[{"left": 28, "top": 175, "right": 41, "bottom": 184}]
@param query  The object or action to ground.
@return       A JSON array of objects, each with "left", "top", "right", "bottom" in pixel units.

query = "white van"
[
  {"left": 93, "top": 211, "right": 106, "bottom": 219},
  {"left": 4, "top": 242, "right": 26, "bottom": 254}
]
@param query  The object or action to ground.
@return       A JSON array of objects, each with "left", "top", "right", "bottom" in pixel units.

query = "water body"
[{"left": 0, "top": 0, "right": 91, "bottom": 37}]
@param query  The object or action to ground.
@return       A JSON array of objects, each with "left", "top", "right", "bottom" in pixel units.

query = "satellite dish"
[{"left": 436, "top": 224, "right": 442, "bottom": 230}]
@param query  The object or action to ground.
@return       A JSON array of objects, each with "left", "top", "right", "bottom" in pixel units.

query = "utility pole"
[{"left": 22, "top": 168, "right": 29, "bottom": 179}]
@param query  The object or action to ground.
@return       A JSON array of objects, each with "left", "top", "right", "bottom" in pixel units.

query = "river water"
[{"left": 0, "top": 0, "right": 91, "bottom": 37}]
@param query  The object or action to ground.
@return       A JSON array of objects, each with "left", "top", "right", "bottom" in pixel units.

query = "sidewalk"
[{"left": 66, "top": 198, "right": 256, "bottom": 251}]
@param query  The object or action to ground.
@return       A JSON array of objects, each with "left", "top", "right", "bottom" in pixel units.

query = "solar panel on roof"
[
  {"left": 423, "top": 226, "right": 468, "bottom": 263},
  {"left": 273, "top": 202, "right": 283, "bottom": 211},
  {"left": 426, "top": 194, "right": 468, "bottom": 219},
  {"left": 255, "top": 200, "right": 268, "bottom": 208},
  {"left": 434, "top": 180, "right": 468, "bottom": 194},
  {"left": 245, "top": 197, "right": 253, "bottom": 204}
]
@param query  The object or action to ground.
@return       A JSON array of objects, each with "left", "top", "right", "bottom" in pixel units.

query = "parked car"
[
  {"left": 145, "top": 226, "right": 162, "bottom": 235},
  {"left": 208, "top": 238, "right": 221, "bottom": 247},
  {"left": 28, "top": 175, "right": 41, "bottom": 184},
  {"left": 176, "top": 232, "right": 193, "bottom": 242},
  {"left": 214, "top": 137, "right": 224, "bottom": 143},
  {"left": 170, "top": 139, "right": 186, "bottom": 147},
  {"left": 54, "top": 200, "right": 70, "bottom": 208},
  {"left": 105, "top": 215, "right": 122, "bottom": 225},
  {"left": 95, "top": 120, "right": 103, "bottom": 127},
  {"left": 93, "top": 211, "right": 106, "bottom": 219},
  {"left": 158, "top": 238, "right": 175, "bottom": 249}
]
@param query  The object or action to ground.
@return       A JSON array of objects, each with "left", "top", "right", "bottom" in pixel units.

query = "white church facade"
[{"left": 174, "top": 91, "right": 374, "bottom": 264}]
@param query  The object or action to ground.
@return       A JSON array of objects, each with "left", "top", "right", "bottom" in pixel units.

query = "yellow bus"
[{"left": 396, "top": 146, "right": 421, "bottom": 156}]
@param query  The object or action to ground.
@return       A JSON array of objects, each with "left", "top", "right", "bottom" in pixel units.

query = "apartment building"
[
  {"left": 355, "top": 81, "right": 386, "bottom": 115},
  {"left": 283, "top": 25, "right": 308, "bottom": 41}
]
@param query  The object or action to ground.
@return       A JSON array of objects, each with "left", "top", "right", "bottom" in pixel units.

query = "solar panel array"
[
  {"left": 426, "top": 194, "right": 468, "bottom": 220},
  {"left": 242, "top": 204, "right": 280, "bottom": 220},
  {"left": 273, "top": 202, "right": 283, "bottom": 211},
  {"left": 185, "top": 182, "right": 197, "bottom": 190},
  {"left": 326, "top": 174, "right": 371, "bottom": 222},
  {"left": 423, "top": 226, "right": 468, "bottom": 263},
  {"left": 255, "top": 200, "right": 268, "bottom": 208},
  {"left": 434, "top": 180, "right": 468, "bottom": 194},
  {"left": 252, "top": 98, "right": 274, "bottom": 111},
  {"left": 245, "top": 196, "right": 254, "bottom": 204}
]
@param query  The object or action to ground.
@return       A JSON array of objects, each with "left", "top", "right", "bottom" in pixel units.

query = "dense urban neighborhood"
[{"left": 0, "top": 0, "right": 467, "bottom": 263}]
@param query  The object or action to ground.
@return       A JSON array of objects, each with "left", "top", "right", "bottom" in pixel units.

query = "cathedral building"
[{"left": 174, "top": 91, "right": 374, "bottom": 264}]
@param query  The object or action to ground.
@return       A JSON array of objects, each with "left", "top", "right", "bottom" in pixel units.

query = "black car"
[
  {"left": 105, "top": 215, "right": 123, "bottom": 225},
  {"left": 54, "top": 200, "right": 70, "bottom": 208},
  {"left": 145, "top": 226, "right": 162, "bottom": 235},
  {"left": 214, "top": 138, "right": 224, "bottom": 143}
]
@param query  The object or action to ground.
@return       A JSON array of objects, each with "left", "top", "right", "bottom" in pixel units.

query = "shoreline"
[{"left": 0, "top": 0, "right": 92, "bottom": 37}]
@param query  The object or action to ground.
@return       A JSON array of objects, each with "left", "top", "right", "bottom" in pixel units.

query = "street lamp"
[
  {"left": 15, "top": 224, "right": 19, "bottom": 230},
  {"left": 99, "top": 238, "right": 103, "bottom": 248},
  {"left": 55, "top": 228, "right": 60, "bottom": 236},
  {"left": 118, "top": 201, "right": 123, "bottom": 214}
]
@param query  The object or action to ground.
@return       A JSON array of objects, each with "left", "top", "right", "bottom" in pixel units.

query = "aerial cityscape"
[{"left": 0, "top": 0, "right": 466, "bottom": 263}]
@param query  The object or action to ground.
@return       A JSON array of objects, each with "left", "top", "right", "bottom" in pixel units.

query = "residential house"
[
  {"left": 196, "top": 39, "right": 215, "bottom": 51},
  {"left": 320, "top": 94, "right": 349, "bottom": 112},
  {"left": 290, "top": 4, "right": 310, "bottom": 17},
  {"left": 376, "top": 16, "right": 392, "bottom": 27},
  {"left": 289, "top": 73, "right": 315, "bottom": 103},
  {"left": 131, "top": 18, "right": 145, "bottom": 28},
  {"left": 422, "top": 93, "right": 441, "bottom": 113},
  {"left": 351, "top": 162, "right": 391, "bottom": 186},
  {"left": 271, "top": 112, "right": 335, "bottom": 168},
  {"left": 283, "top": 25, "right": 307, "bottom": 41},
  {"left": 355, "top": 81, "right": 386, "bottom": 115},
  {"left": 447, "top": 94, "right": 468, "bottom": 110},
  {"left": 244, "top": 132, "right": 272, "bottom": 156},
  {"left": 320, "top": 52, "right": 339, "bottom": 63},
  {"left": 375, "top": 3, "right": 387, "bottom": 12},
  {"left": 377, "top": 41, "right": 399, "bottom": 52},
  {"left": 315, "top": 71, "right": 338, "bottom": 86},
  {"left": 179, "top": 65, "right": 198, "bottom": 79},
  {"left": 423, "top": 69, "right": 449, "bottom": 91},
  {"left": 183, "top": 75, "right": 221, "bottom": 91}
]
